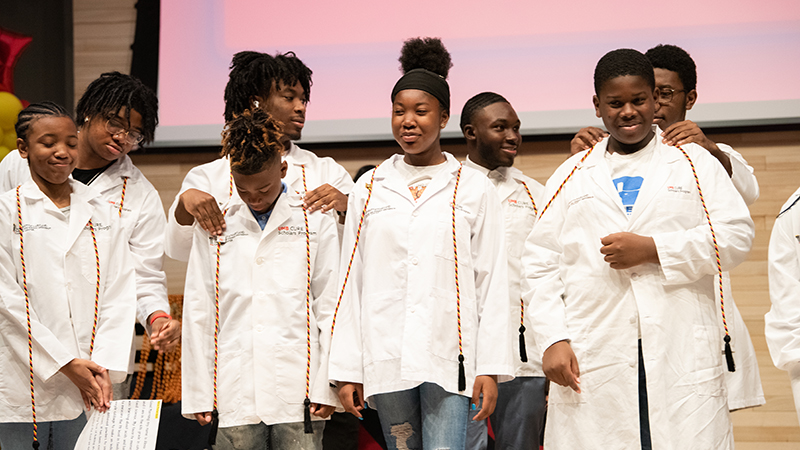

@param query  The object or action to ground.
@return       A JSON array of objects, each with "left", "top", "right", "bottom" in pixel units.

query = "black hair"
[
  {"left": 399, "top": 37, "right": 452, "bottom": 79},
  {"left": 593, "top": 49, "right": 655, "bottom": 95},
  {"left": 221, "top": 108, "right": 284, "bottom": 176},
  {"left": 75, "top": 71, "right": 159, "bottom": 144},
  {"left": 354, "top": 164, "right": 376, "bottom": 183},
  {"left": 224, "top": 51, "right": 313, "bottom": 122},
  {"left": 645, "top": 44, "right": 697, "bottom": 92},
  {"left": 460, "top": 92, "right": 509, "bottom": 132},
  {"left": 15, "top": 101, "right": 74, "bottom": 142}
]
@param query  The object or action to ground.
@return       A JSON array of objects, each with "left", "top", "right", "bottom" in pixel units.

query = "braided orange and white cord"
[
  {"left": 17, "top": 186, "right": 100, "bottom": 449},
  {"left": 517, "top": 181, "right": 537, "bottom": 363},
  {"left": 300, "top": 165, "right": 314, "bottom": 433}
]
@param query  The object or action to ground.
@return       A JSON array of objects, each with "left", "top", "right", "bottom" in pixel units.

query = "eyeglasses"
[
  {"left": 105, "top": 119, "right": 144, "bottom": 145},
  {"left": 657, "top": 88, "right": 686, "bottom": 104}
]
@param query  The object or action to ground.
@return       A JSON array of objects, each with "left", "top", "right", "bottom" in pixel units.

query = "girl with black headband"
[{"left": 328, "top": 37, "right": 514, "bottom": 449}]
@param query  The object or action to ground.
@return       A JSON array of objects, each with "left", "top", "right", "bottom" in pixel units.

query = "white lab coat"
[
  {"left": 328, "top": 153, "right": 514, "bottom": 401},
  {"left": 714, "top": 143, "right": 765, "bottom": 410},
  {"left": 464, "top": 157, "right": 545, "bottom": 377},
  {"left": 765, "top": 186, "right": 800, "bottom": 424},
  {"left": 180, "top": 190, "right": 340, "bottom": 428},
  {"left": 165, "top": 142, "right": 353, "bottom": 262},
  {"left": 523, "top": 137, "right": 754, "bottom": 450},
  {"left": 0, "top": 179, "right": 136, "bottom": 422},
  {"left": 0, "top": 150, "right": 169, "bottom": 330}
]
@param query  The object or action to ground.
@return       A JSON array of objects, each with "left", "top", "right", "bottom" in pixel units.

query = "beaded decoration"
[
  {"left": 517, "top": 181, "right": 538, "bottom": 363},
  {"left": 16, "top": 185, "right": 100, "bottom": 449}
]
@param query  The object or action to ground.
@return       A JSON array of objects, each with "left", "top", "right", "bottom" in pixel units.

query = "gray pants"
[{"left": 216, "top": 420, "right": 325, "bottom": 450}]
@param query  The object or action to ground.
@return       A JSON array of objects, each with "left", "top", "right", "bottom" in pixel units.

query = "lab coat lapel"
[
  {"left": 375, "top": 157, "right": 418, "bottom": 205},
  {"left": 260, "top": 193, "right": 292, "bottom": 239},
  {"left": 627, "top": 140, "right": 675, "bottom": 228},
  {"left": 412, "top": 153, "right": 461, "bottom": 209},
  {"left": 585, "top": 143, "right": 628, "bottom": 218},
  {"left": 65, "top": 183, "right": 95, "bottom": 253}
]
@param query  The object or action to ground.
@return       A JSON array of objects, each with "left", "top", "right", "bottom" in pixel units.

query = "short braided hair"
[
  {"left": 15, "top": 101, "right": 74, "bottom": 142},
  {"left": 221, "top": 108, "right": 284, "bottom": 175}
]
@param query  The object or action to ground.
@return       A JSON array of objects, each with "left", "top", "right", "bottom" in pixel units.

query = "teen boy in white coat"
[
  {"left": 766, "top": 186, "right": 800, "bottom": 424},
  {"left": 526, "top": 49, "right": 753, "bottom": 450},
  {"left": 571, "top": 44, "right": 764, "bottom": 410},
  {"left": 181, "top": 110, "right": 339, "bottom": 448},
  {"left": 166, "top": 51, "right": 352, "bottom": 261},
  {"left": 460, "top": 92, "right": 546, "bottom": 450}
]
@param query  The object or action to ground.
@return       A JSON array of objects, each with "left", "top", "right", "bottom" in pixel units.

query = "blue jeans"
[
  {"left": 215, "top": 420, "right": 324, "bottom": 450},
  {"left": 0, "top": 413, "right": 86, "bottom": 450},
  {"left": 466, "top": 376, "right": 547, "bottom": 450},
  {"left": 370, "top": 382, "right": 470, "bottom": 450}
]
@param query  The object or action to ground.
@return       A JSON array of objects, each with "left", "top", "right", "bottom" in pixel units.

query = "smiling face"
[
  {"left": 259, "top": 81, "right": 307, "bottom": 143},
  {"left": 653, "top": 67, "right": 697, "bottom": 129},
  {"left": 392, "top": 89, "right": 449, "bottom": 166},
  {"left": 18, "top": 116, "right": 79, "bottom": 188},
  {"left": 593, "top": 75, "right": 658, "bottom": 153},
  {"left": 232, "top": 158, "right": 288, "bottom": 214},
  {"left": 79, "top": 107, "right": 143, "bottom": 169},
  {"left": 465, "top": 101, "right": 521, "bottom": 170}
]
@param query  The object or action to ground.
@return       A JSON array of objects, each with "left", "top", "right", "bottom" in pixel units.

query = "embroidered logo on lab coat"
[
  {"left": 277, "top": 225, "right": 316, "bottom": 236},
  {"left": 568, "top": 194, "right": 594, "bottom": 208},
  {"left": 13, "top": 223, "right": 51, "bottom": 234},
  {"left": 667, "top": 185, "right": 691, "bottom": 195},
  {"left": 86, "top": 222, "right": 111, "bottom": 231},
  {"left": 507, "top": 198, "right": 535, "bottom": 211}
]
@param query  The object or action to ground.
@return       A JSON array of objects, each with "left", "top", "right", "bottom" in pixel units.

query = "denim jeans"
[
  {"left": 369, "top": 382, "right": 470, "bottom": 450},
  {"left": 0, "top": 413, "right": 86, "bottom": 450},
  {"left": 466, "top": 376, "right": 547, "bottom": 450},
  {"left": 215, "top": 420, "right": 324, "bottom": 450}
]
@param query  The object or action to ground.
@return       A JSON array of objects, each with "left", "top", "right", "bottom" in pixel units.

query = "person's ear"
[
  {"left": 463, "top": 124, "right": 476, "bottom": 141},
  {"left": 593, "top": 95, "right": 601, "bottom": 118},
  {"left": 439, "top": 109, "right": 450, "bottom": 129},
  {"left": 280, "top": 160, "right": 288, "bottom": 179},
  {"left": 250, "top": 95, "right": 265, "bottom": 110},
  {"left": 684, "top": 89, "right": 698, "bottom": 111},
  {"left": 17, "top": 138, "right": 28, "bottom": 158}
]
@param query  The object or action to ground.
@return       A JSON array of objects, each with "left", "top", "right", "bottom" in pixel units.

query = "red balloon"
[{"left": 0, "top": 28, "right": 33, "bottom": 93}]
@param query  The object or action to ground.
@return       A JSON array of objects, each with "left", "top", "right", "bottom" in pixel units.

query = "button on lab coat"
[{"left": 523, "top": 139, "right": 754, "bottom": 449}]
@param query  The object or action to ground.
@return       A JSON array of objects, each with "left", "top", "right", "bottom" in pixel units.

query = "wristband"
[{"left": 149, "top": 312, "right": 172, "bottom": 326}]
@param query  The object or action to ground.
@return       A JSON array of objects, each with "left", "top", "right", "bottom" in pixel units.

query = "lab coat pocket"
[
  {"left": 275, "top": 344, "right": 308, "bottom": 404},
  {"left": 692, "top": 325, "right": 725, "bottom": 397},
  {"left": 218, "top": 350, "right": 243, "bottom": 414},
  {"left": 362, "top": 289, "right": 404, "bottom": 364},
  {"left": 272, "top": 241, "right": 318, "bottom": 291},
  {"left": 505, "top": 209, "right": 536, "bottom": 259},
  {"left": 654, "top": 194, "right": 702, "bottom": 231},
  {"left": 428, "top": 287, "right": 473, "bottom": 362}
]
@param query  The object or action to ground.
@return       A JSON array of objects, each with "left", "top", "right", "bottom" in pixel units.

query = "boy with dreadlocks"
[
  {"left": 0, "top": 72, "right": 177, "bottom": 400},
  {"left": 523, "top": 49, "right": 753, "bottom": 449},
  {"left": 166, "top": 51, "right": 353, "bottom": 262},
  {"left": 0, "top": 102, "right": 135, "bottom": 450},
  {"left": 181, "top": 109, "right": 339, "bottom": 449}
]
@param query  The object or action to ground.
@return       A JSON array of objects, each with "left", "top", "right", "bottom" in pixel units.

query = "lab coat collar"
[
  {"left": 582, "top": 138, "right": 630, "bottom": 219},
  {"left": 463, "top": 157, "right": 519, "bottom": 202},
  {"left": 283, "top": 142, "right": 311, "bottom": 191},
  {"left": 221, "top": 189, "right": 302, "bottom": 239},
  {"left": 376, "top": 152, "right": 463, "bottom": 207},
  {"left": 88, "top": 155, "right": 136, "bottom": 192},
  {"left": 18, "top": 179, "right": 104, "bottom": 253}
]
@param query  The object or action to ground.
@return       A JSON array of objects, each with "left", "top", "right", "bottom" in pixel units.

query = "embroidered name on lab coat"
[
  {"left": 13, "top": 223, "right": 51, "bottom": 234},
  {"left": 209, "top": 230, "right": 248, "bottom": 245},
  {"left": 86, "top": 222, "right": 111, "bottom": 231},
  {"left": 568, "top": 194, "right": 594, "bottom": 208},
  {"left": 107, "top": 200, "right": 131, "bottom": 214},
  {"left": 365, "top": 205, "right": 395, "bottom": 218}
]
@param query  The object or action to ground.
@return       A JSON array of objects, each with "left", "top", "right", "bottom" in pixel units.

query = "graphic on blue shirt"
[{"left": 613, "top": 176, "right": 643, "bottom": 216}]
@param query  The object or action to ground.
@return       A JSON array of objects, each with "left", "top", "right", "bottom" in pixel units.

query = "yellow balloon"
[
  {"left": 0, "top": 92, "right": 24, "bottom": 130},
  {"left": 1, "top": 127, "right": 16, "bottom": 150},
  {"left": 0, "top": 146, "right": 10, "bottom": 162}
]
